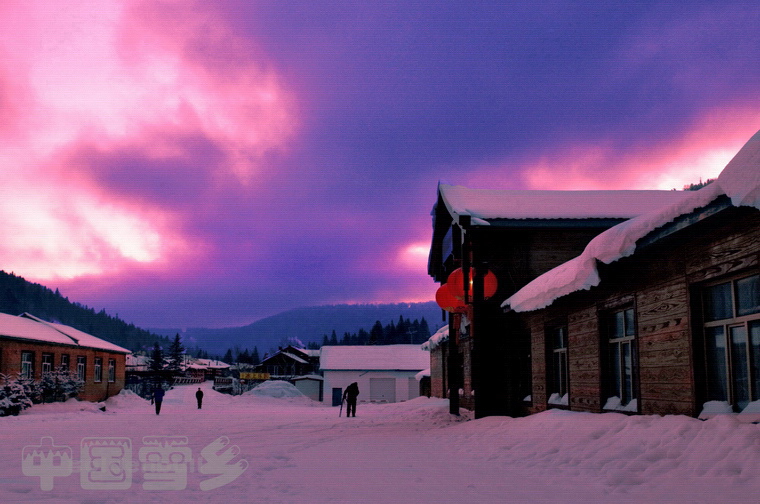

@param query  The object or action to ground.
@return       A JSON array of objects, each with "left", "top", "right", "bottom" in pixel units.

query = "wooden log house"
[
  {"left": 504, "top": 130, "right": 760, "bottom": 419},
  {"left": 427, "top": 183, "right": 688, "bottom": 417}
]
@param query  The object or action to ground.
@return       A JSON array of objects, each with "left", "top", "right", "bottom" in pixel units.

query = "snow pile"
[
  {"left": 245, "top": 380, "right": 306, "bottom": 399},
  {"left": 505, "top": 130, "right": 760, "bottom": 313},
  {"left": 19, "top": 397, "right": 107, "bottom": 416},
  {"left": 104, "top": 388, "right": 147, "bottom": 409}
]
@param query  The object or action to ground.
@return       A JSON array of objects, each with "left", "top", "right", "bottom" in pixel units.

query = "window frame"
[
  {"left": 603, "top": 305, "right": 639, "bottom": 411},
  {"left": 60, "top": 354, "right": 70, "bottom": 372},
  {"left": 42, "top": 353, "right": 54, "bottom": 375},
  {"left": 546, "top": 324, "right": 569, "bottom": 407},
  {"left": 94, "top": 357, "right": 103, "bottom": 383},
  {"left": 701, "top": 273, "right": 760, "bottom": 412},
  {"left": 21, "top": 351, "right": 34, "bottom": 379},
  {"left": 77, "top": 356, "right": 86, "bottom": 381},
  {"left": 108, "top": 359, "right": 116, "bottom": 383}
]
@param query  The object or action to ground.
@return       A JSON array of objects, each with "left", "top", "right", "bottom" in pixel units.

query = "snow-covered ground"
[{"left": 2, "top": 381, "right": 759, "bottom": 503}]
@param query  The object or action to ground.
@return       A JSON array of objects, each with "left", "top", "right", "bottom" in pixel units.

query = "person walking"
[
  {"left": 196, "top": 387, "right": 204, "bottom": 409},
  {"left": 342, "top": 382, "right": 359, "bottom": 418},
  {"left": 152, "top": 387, "right": 165, "bottom": 415}
]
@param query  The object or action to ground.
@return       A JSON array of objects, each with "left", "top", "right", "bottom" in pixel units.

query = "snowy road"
[{"left": 1, "top": 382, "right": 759, "bottom": 503}]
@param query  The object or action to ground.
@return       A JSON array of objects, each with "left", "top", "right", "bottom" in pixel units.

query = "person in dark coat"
[
  {"left": 342, "top": 382, "right": 359, "bottom": 418},
  {"left": 152, "top": 387, "right": 165, "bottom": 415},
  {"left": 196, "top": 387, "right": 204, "bottom": 409}
]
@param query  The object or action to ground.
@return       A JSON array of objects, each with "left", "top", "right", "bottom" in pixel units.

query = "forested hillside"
[
  {"left": 152, "top": 302, "right": 444, "bottom": 356},
  {"left": 0, "top": 271, "right": 168, "bottom": 351}
]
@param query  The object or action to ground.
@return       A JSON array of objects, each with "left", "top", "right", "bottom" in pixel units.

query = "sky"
[{"left": 2, "top": 0, "right": 760, "bottom": 329}]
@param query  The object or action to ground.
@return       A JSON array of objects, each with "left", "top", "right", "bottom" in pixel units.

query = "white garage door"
[{"left": 369, "top": 378, "right": 396, "bottom": 403}]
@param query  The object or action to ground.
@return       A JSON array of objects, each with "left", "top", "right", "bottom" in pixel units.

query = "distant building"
[
  {"left": 320, "top": 344, "right": 430, "bottom": 406},
  {"left": 256, "top": 345, "right": 320, "bottom": 378},
  {"left": 291, "top": 374, "right": 323, "bottom": 402},
  {"left": 0, "top": 312, "right": 130, "bottom": 401}
]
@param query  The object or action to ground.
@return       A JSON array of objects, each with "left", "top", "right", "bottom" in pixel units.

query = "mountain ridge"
[{"left": 150, "top": 302, "right": 444, "bottom": 356}]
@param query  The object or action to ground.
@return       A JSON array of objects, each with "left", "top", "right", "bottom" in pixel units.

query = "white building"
[{"left": 320, "top": 345, "right": 430, "bottom": 406}]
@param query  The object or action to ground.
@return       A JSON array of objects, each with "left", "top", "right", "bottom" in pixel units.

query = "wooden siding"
[{"left": 523, "top": 206, "right": 760, "bottom": 417}]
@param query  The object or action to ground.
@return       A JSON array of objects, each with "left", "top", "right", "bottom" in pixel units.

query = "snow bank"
[
  {"left": 245, "top": 380, "right": 306, "bottom": 399},
  {"left": 104, "top": 388, "right": 148, "bottom": 409},
  {"left": 505, "top": 130, "right": 760, "bottom": 313}
]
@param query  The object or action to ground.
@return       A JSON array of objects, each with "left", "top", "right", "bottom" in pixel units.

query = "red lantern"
[
  {"left": 446, "top": 268, "right": 470, "bottom": 301},
  {"left": 482, "top": 269, "right": 498, "bottom": 299},
  {"left": 446, "top": 267, "right": 498, "bottom": 301},
  {"left": 435, "top": 284, "right": 466, "bottom": 312}
]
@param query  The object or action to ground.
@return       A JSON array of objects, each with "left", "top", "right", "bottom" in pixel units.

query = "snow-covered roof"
[
  {"left": 320, "top": 345, "right": 430, "bottom": 371},
  {"left": 193, "top": 358, "right": 230, "bottom": 369},
  {"left": 438, "top": 183, "right": 690, "bottom": 226},
  {"left": 263, "top": 350, "right": 309, "bottom": 365},
  {"left": 0, "top": 312, "right": 131, "bottom": 353},
  {"left": 415, "top": 368, "right": 431, "bottom": 381},
  {"left": 421, "top": 325, "right": 449, "bottom": 351},
  {"left": 291, "top": 374, "right": 323, "bottom": 381},
  {"left": 504, "top": 130, "right": 760, "bottom": 313}
]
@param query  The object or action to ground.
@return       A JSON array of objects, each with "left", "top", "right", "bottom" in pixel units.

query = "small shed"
[
  {"left": 291, "top": 374, "right": 323, "bottom": 401},
  {"left": 320, "top": 345, "right": 430, "bottom": 405}
]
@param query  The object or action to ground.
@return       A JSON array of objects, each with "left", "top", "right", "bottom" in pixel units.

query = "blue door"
[{"left": 332, "top": 387, "right": 343, "bottom": 406}]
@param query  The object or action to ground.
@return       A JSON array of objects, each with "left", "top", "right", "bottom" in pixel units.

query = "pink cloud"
[
  {"left": 462, "top": 109, "right": 760, "bottom": 192},
  {"left": 0, "top": 0, "right": 295, "bottom": 282}
]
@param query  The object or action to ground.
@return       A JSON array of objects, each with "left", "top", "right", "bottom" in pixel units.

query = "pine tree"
[
  {"left": 252, "top": 347, "right": 261, "bottom": 365},
  {"left": 166, "top": 334, "right": 185, "bottom": 373},
  {"left": 418, "top": 318, "right": 431, "bottom": 343},
  {"left": 149, "top": 342, "right": 165, "bottom": 372},
  {"left": 329, "top": 330, "right": 338, "bottom": 345},
  {"left": 239, "top": 349, "right": 251, "bottom": 364},
  {"left": 222, "top": 349, "right": 234, "bottom": 364},
  {"left": 369, "top": 321, "right": 383, "bottom": 345}
]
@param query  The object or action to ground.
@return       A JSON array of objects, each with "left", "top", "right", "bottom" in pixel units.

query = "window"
[
  {"left": 77, "top": 356, "right": 86, "bottom": 381},
  {"left": 703, "top": 274, "right": 760, "bottom": 412},
  {"left": 21, "top": 351, "right": 34, "bottom": 379},
  {"left": 606, "top": 307, "right": 637, "bottom": 410},
  {"left": 548, "top": 325, "right": 569, "bottom": 406},
  {"left": 94, "top": 357, "right": 103, "bottom": 382},
  {"left": 42, "top": 353, "right": 53, "bottom": 375},
  {"left": 60, "top": 354, "right": 69, "bottom": 372},
  {"left": 108, "top": 359, "right": 116, "bottom": 383}
]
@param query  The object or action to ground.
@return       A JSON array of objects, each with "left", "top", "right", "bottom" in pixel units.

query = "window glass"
[
  {"left": 623, "top": 341, "right": 634, "bottom": 403},
  {"left": 610, "top": 341, "right": 621, "bottom": 398},
  {"left": 736, "top": 275, "right": 760, "bottom": 317},
  {"left": 705, "top": 282, "right": 733, "bottom": 321},
  {"left": 751, "top": 321, "right": 760, "bottom": 404},
  {"left": 705, "top": 326, "right": 728, "bottom": 401},
  {"left": 553, "top": 327, "right": 566, "bottom": 349},
  {"left": 625, "top": 309, "right": 635, "bottom": 336},
  {"left": 611, "top": 311, "right": 625, "bottom": 338},
  {"left": 730, "top": 326, "right": 750, "bottom": 410}
]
